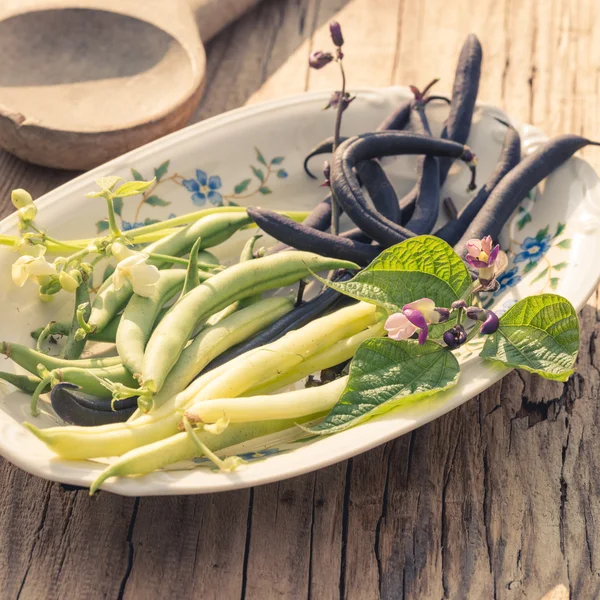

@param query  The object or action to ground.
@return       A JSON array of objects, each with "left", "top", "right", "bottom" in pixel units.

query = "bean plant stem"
[
  {"left": 105, "top": 197, "right": 121, "bottom": 237},
  {"left": 331, "top": 58, "right": 347, "bottom": 236}
]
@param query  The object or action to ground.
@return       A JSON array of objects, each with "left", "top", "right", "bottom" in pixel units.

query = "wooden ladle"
[{"left": 0, "top": 0, "right": 263, "bottom": 170}]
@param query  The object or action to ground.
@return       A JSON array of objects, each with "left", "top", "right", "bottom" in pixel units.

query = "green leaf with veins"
[
  {"left": 309, "top": 339, "right": 460, "bottom": 434},
  {"left": 96, "top": 176, "right": 123, "bottom": 192},
  {"left": 113, "top": 178, "right": 156, "bottom": 198},
  {"left": 321, "top": 236, "right": 472, "bottom": 314},
  {"left": 480, "top": 293, "right": 579, "bottom": 381}
]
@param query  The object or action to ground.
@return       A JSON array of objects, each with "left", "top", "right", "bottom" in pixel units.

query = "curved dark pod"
[
  {"left": 267, "top": 197, "right": 335, "bottom": 255},
  {"left": 50, "top": 383, "right": 137, "bottom": 426},
  {"left": 399, "top": 83, "right": 441, "bottom": 228},
  {"left": 376, "top": 97, "right": 412, "bottom": 132},
  {"left": 205, "top": 271, "right": 354, "bottom": 372},
  {"left": 436, "top": 124, "right": 521, "bottom": 246},
  {"left": 439, "top": 34, "right": 483, "bottom": 184},
  {"left": 331, "top": 132, "right": 477, "bottom": 246},
  {"left": 454, "top": 134, "right": 599, "bottom": 256},
  {"left": 248, "top": 207, "right": 379, "bottom": 265},
  {"left": 403, "top": 156, "right": 440, "bottom": 234},
  {"left": 304, "top": 137, "right": 348, "bottom": 179},
  {"left": 355, "top": 160, "right": 400, "bottom": 222}
]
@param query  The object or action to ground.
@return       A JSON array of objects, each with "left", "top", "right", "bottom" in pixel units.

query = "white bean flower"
[
  {"left": 11, "top": 246, "right": 56, "bottom": 287},
  {"left": 113, "top": 252, "right": 160, "bottom": 297}
]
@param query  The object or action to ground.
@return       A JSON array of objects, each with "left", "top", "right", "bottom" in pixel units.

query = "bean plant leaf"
[
  {"left": 154, "top": 161, "right": 170, "bottom": 181},
  {"left": 234, "top": 179, "right": 252, "bottom": 194},
  {"left": 114, "top": 178, "right": 156, "bottom": 198},
  {"left": 480, "top": 293, "right": 579, "bottom": 381},
  {"left": 251, "top": 166, "right": 265, "bottom": 182},
  {"left": 145, "top": 195, "right": 170, "bottom": 207},
  {"left": 96, "top": 176, "right": 123, "bottom": 192},
  {"left": 112, "top": 197, "right": 123, "bottom": 217},
  {"left": 321, "top": 236, "right": 472, "bottom": 314},
  {"left": 131, "top": 168, "right": 144, "bottom": 181},
  {"left": 309, "top": 339, "right": 460, "bottom": 434},
  {"left": 255, "top": 148, "right": 267, "bottom": 166}
]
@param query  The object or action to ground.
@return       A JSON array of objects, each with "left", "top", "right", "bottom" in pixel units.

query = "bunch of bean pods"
[{"left": 2, "top": 33, "right": 597, "bottom": 492}]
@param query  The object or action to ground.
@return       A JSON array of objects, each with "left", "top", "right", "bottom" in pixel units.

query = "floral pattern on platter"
[{"left": 95, "top": 148, "right": 288, "bottom": 233}]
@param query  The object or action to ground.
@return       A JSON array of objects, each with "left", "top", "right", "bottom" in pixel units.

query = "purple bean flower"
[
  {"left": 384, "top": 298, "right": 441, "bottom": 345},
  {"left": 465, "top": 235, "right": 508, "bottom": 289},
  {"left": 443, "top": 324, "right": 468, "bottom": 349},
  {"left": 329, "top": 21, "right": 344, "bottom": 47},
  {"left": 324, "top": 91, "right": 355, "bottom": 111},
  {"left": 309, "top": 51, "right": 334, "bottom": 70},
  {"left": 466, "top": 307, "right": 500, "bottom": 335}
]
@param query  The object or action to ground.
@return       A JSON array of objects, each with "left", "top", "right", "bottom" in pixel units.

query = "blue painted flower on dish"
[
  {"left": 494, "top": 267, "right": 522, "bottom": 295},
  {"left": 182, "top": 170, "right": 223, "bottom": 206},
  {"left": 514, "top": 234, "right": 552, "bottom": 264}
]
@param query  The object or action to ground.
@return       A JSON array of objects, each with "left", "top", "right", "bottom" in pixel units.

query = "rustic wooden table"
[{"left": 0, "top": 1, "right": 598, "bottom": 598}]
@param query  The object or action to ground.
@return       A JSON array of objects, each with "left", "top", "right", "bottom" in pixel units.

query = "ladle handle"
[{"left": 190, "top": 0, "right": 265, "bottom": 42}]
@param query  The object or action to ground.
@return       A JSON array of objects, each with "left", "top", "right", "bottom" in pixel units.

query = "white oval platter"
[{"left": 0, "top": 86, "right": 599, "bottom": 496}]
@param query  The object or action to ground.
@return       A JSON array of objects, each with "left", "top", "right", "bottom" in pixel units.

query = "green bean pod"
[
  {"left": 0, "top": 371, "right": 50, "bottom": 395},
  {"left": 89, "top": 416, "right": 318, "bottom": 494},
  {"left": 86, "top": 212, "right": 251, "bottom": 335},
  {"left": 60, "top": 275, "right": 91, "bottom": 360},
  {"left": 32, "top": 317, "right": 120, "bottom": 344},
  {"left": 248, "top": 321, "right": 385, "bottom": 395},
  {"left": 24, "top": 302, "right": 372, "bottom": 460},
  {"left": 0, "top": 341, "right": 122, "bottom": 373},
  {"left": 150, "top": 295, "right": 295, "bottom": 409},
  {"left": 186, "top": 376, "right": 348, "bottom": 424},
  {"left": 142, "top": 252, "right": 359, "bottom": 394},
  {"left": 32, "top": 321, "right": 71, "bottom": 342},
  {"left": 116, "top": 270, "right": 187, "bottom": 377},
  {"left": 52, "top": 364, "right": 137, "bottom": 398}
]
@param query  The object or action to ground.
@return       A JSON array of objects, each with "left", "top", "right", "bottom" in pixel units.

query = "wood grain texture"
[{"left": 0, "top": 0, "right": 599, "bottom": 598}]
